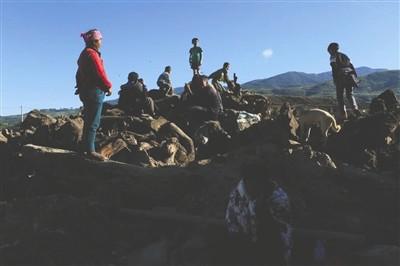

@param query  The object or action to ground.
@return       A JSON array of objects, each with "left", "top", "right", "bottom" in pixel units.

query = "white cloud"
[{"left": 262, "top": 48, "right": 273, "bottom": 59}]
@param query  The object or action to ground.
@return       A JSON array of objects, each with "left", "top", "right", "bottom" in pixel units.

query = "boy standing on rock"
[{"left": 189, "top": 38, "right": 203, "bottom": 76}]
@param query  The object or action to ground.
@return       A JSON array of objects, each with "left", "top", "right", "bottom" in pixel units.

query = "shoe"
[{"left": 86, "top": 151, "right": 108, "bottom": 161}]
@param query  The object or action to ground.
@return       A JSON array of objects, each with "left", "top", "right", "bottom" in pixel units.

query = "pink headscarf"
[{"left": 81, "top": 29, "right": 102, "bottom": 43}]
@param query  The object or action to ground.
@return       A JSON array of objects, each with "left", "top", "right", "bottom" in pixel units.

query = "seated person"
[
  {"left": 186, "top": 75, "right": 223, "bottom": 130},
  {"left": 157, "top": 66, "right": 174, "bottom": 96},
  {"left": 118, "top": 72, "right": 155, "bottom": 116},
  {"left": 226, "top": 161, "right": 292, "bottom": 266}
]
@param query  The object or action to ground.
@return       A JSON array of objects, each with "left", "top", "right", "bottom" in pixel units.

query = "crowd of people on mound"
[
  {"left": 75, "top": 30, "right": 242, "bottom": 160},
  {"left": 74, "top": 29, "right": 391, "bottom": 265}
]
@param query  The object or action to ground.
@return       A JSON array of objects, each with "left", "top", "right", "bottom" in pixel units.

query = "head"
[
  {"left": 128, "top": 72, "right": 139, "bottom": 82},
  {"left": 327, "top": 42, "right": 339, "bottom": 55},
  {"left": 223, "top": 62, "right": 230, "bottom": 71},
  {"left": 241, "top": 160, "right": 275, "bottom": 199},
  {"left": 200, "top": 75, "right": 209, "bottom": 87},
  {"left": 81, "top": 29, "right": 103, "bottom": 50},
  {"left": 165, "top": 66, "right": 172, "bottom": 74},
  {"left": 192, "top": 37, "right": 199, "bottom": 46},
  {"left": 191, "top": 74, "right": 203, "bottom": 91}
]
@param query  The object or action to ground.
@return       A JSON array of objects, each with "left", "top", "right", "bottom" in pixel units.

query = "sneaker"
[{"left": 86, "top": 151, "right": 108, "bottom": 161}]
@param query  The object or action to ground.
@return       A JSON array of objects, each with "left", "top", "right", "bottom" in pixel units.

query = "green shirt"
[{"left": 189, "top": 46, "right": 203, "bottom": 65}]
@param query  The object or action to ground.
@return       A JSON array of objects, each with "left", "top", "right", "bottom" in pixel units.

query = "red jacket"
[{"left": 75, "top": 47, "right": 112, "bottom": 92}]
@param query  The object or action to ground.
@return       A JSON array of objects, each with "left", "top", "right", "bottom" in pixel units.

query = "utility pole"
[{"left": 20, "top": 105, "right": 23, "bottom": 122}]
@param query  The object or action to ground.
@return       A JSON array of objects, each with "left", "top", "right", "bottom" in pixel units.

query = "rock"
[
  {"left": 99, "top": 138, "right": 129, "bottom": 159},
  {"left": 54, "top": 117, "right": 83, "bottom": 150},
  {"left": 146, "top": 116, "right": 170, "bottom": 132},
  {"left": 0, "top": 132, "right": 8, "bottom": 144},
  {"left": 236, "top": 111, "right": 261, "bottom": 131},
  {"left": 376, "top": 89, "right": 399, "bottom": 112},
  {"left": 370, "top": 98, "right": 387, "bottom": 114},
  {"left": 21, "top": 110, "right": 57, "bottom": 130}
]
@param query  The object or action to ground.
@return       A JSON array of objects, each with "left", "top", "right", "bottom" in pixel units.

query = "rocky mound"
[{"left": 0, "top": 90, "right": 399, "bottom": 265}]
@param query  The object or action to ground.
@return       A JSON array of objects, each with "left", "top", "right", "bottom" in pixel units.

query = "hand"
[{"left": 106, "top": 88, "right": 112, "bottom": 96}]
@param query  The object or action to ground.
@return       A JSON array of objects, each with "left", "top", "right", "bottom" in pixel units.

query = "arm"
[{"left": 87, "top": 50, "right": 112, "bottom": 91}]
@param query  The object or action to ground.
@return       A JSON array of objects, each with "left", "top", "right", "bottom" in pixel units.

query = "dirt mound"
[{"left": 0, "top": 90, "right": 399, "bottom": 265}]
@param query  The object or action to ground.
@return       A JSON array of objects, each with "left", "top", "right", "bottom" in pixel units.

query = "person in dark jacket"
[
  {"left": 118, "top": 72, "right": 155, "bottom": 116},
  {"left": 157, "top": 66, "right": 174, "bottom": 96},
  {"left": 187, "top": 75, "right": 223, "bottom": 130},
  {"left": 75, "top": 29, "right": 112, "bottom": 161},
  {"left": 328, "top": 42, "right": 361, "bottom": 120}
]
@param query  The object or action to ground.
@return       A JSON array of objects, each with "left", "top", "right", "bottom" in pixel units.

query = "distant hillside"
[
  {"left": 0, "top": 108, "right": 79, "bottom": 129},
  {"left": 242, "top": 67, "right": 387, "bottom": 90}
]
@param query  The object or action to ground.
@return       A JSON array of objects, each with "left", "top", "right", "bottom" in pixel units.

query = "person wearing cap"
[
  {"left": 209, "top": 62, "right": 231, "bottom": 93},
  {"left": 189, "top": 38, "right": 203, "bottom": 76},
  {"left": 118, "top": 72, "right": 155, "bottom": 116},
  {"left": 75, "top": 29, "right": 112, "bottom": 161},
  {"left": 157, "top": 66, "right": 174, "bottom": 96},
  {"left": 327, "top": 42, "right": 361, "bottom": 121}
]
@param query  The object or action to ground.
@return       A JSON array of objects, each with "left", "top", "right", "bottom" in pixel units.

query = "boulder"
[
  {"left": 54, "top": 117, "right": 83, "bottom": 150},
  {"left": 0, "top": 132, "right": 8, "bottom": 144},
  {"left": 21, "top": 110, "right": 57, "bottom": 130}
]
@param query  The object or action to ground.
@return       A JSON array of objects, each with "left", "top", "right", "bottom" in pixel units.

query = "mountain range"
[{"left": 241, "top": 67, "right": 399, "bottom": 97}]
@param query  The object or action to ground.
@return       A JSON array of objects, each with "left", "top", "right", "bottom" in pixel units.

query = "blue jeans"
[{"left": 79, "top": 88, "right": 105, "bottom": 152}]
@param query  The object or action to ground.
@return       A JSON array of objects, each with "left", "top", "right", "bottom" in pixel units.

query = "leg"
[
  {"left": 144, "top": 97, "right": 155, "bottom": 116},
  {"left": 345, "top": 86, "right": 358, "bottom": 110},
  {"left": 305, "top": 127, "right": 311, "bottom": 142},
  {"left": 86, "top": 100, "right": 104, "bottom": 153},
  {"left": 345, "top": 86, "right": 361, "bottom": 117},
  {"left": 82, "top": 89, "right": 105, "bottom": 161},
  {"left": 336, "top": 84, "right": 346, "bottom": 115}
]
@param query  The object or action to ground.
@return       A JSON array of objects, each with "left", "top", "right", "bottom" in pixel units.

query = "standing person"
[
  {"left": 75, "top": 29, "right": 112, "bottom": 161},
  {"left": 209, "top": 62, "right": 231, "bottom": 93},
  {"left": 157, "top": 66, "right": 174, "bottom": 96},
  {"left": 189, "top": 37, "right": 203, "bottom": 76},
  {"left": 327, "top": 42, "right": 361, "bottom": 121}
]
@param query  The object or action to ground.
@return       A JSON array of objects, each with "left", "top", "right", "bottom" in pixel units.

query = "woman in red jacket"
[{"left": 75, "top": 29, "right": 112, "bottom": 161}]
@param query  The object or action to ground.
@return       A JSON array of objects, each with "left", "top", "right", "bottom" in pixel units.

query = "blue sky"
[{"left": 1, "top": 0, "right": 399, "bottom": 115}]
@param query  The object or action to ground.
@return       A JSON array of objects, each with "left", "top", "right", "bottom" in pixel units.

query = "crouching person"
[
  {"left": 118, "top": 72, "right": 155, "bottom": 116},
  {"left": 225, "top": 161, "right": 292, "bottom": 266},
  {"left": 186, "top": 75, "right": 223, "bottom": 132}
]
